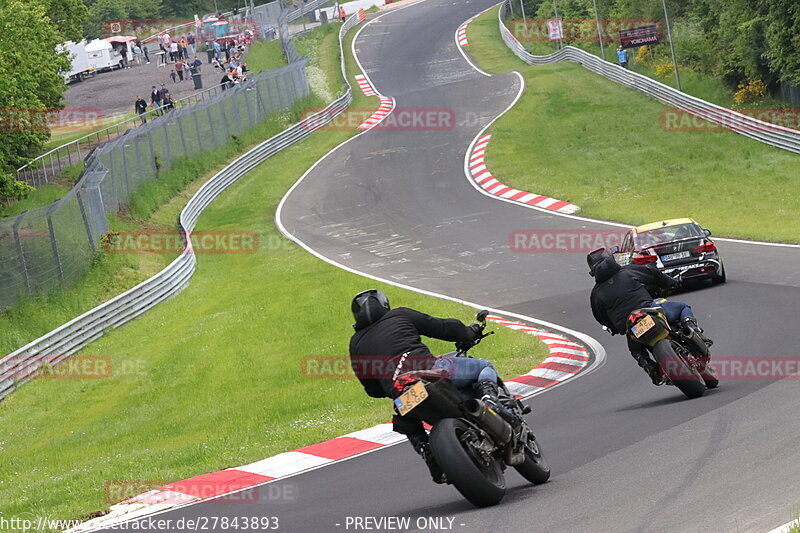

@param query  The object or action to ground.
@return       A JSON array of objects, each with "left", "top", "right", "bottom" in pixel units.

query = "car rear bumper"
[{"left": 662, "top": 259, "right": 723, "bottom": 280}]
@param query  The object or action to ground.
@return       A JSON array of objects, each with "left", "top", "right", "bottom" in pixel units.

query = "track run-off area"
[{"left": 90, "top": 0, "right": 800, "bottom": 532}]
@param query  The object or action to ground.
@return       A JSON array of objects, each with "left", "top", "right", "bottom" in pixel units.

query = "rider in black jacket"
[
  {"left": 348, "top": 289, "right": 505, "bottom": 483},
  {"left": 588, "top": 249, "right": 712, "bottom": 384}
]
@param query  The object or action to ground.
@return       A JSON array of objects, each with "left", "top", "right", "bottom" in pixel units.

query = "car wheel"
[{"left": 712, "top": 263, "right": 726, "bottom": 284}]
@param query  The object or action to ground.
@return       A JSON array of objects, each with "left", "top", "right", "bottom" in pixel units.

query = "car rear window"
[{"left": 636, "top": 223, "right": 702, "bottom": 248}]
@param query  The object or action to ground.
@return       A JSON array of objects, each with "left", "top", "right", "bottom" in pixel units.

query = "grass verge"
[
  {"left": 466, "top": 7, "right": 800, "bottom": 243},
  {"left": 0, "top": 20, "right": 549, "bottom": 526}
]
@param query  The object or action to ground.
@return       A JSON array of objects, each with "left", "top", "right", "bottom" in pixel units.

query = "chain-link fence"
[{"left": 1, "top": 30, "right": 310, "bottom": 310}]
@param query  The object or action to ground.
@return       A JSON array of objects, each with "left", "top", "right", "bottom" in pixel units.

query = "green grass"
[
  {"left": 245, "top": 39, "right": 286, "bottom": 72},
  {"left": 44, "top": 113, "right": 136, "bottom": 151},
  {"left": 0, "top": 20, "right": 550, "bottom": 525},
  {"left": 0, "top": 184, "right": 70, "bottom": 218},
  {"left": 466, "top": 7, "right": 800, "bottom": 243}
]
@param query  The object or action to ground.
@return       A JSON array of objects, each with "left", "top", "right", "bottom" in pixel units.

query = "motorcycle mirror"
[
  {"left": 476, "top": 310, "right": 489, "bottom": 322},
  {"left": 609, "top": 245, "right": 620, "bottom": 254}
]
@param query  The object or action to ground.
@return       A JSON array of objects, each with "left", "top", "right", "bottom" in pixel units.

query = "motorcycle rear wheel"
[
  {"left": 652, "top": 339, "right": 705, "bottom": 399},
  {"left": 430, "top": 418, "right": 506, "bottom": 507},
  {"left": 514, "top": 434, "right": 551, "bottom": 484}
]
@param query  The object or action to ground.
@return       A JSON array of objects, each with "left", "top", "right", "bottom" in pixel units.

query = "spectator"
[
  {"left": 213, "top": 40, "right": 221, "bottom": 59},
  {"left": 220, "top": 70, "right": 232, "bottom": 90},
  {"left": 340, "top": 6, "right": 346, "bottom": 22},
  {"left": 192, "top": 56, "right": 202, "bottom": 72},
  {"left": 159, "top": 43, "right": 168, "bottom": 63},
  {"left": 170, "top": 41, "right": 179, "bottom": 62},
  {"left": 180, "top": 37, "right": 188, "bottom": 59},
  {"left": 163, "top": 92, "right": 175, "bottom": 112},
  {"left": 211, "top": 57, "right": 222, "bottom": 70},
  {"left": 187, "top": 34, "right": 195, "bottom": 56},
  {"left": 617, "top": 46, "right": 629, "bottom": 69},
  {"left": 175, "top": 60, "right": 185, "bottom": 81},
  {"left": 150, "top": 85, "right": 162, "bottom": 115},
  {"left": 170, "top": 68, "right": 177, "bottom": 83},
  {"left": 138, "top": 40, "right": 150, "bottom": 64},
  {"left": 134, "top": 95, "right": 148, "bottom": 124},
  {"left": 132, "top": 43, "right": 143, "bottom": 65}
]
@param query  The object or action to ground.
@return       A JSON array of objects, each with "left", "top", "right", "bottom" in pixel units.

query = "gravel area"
[{"left": 63, "top": 54, "right": 224, "bottom": 118}]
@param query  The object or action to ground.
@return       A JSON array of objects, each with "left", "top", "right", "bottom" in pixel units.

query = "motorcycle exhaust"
[{"left": 464, "top": 399, "right": 512, "bottom": 446}]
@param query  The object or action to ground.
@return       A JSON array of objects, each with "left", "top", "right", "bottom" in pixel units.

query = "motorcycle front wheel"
[
  {"left": 652, "top": 339, "right": 705, "bottom": 399},
  {"left": 429, "top": 418, "right": 506, "bottom": 507},
  {"left": 514, "top": 433, "right": 551, "bottom": 484}
]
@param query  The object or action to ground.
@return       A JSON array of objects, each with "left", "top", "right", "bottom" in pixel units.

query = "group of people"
[
  {"left": 169, "top": 56, "right": 203, "bottom": 84},
  {"left": 134, "top": 83, "right": 182, "bottom": 124},
  {"left": 158, "top": 32, "right": 196, "bottom": 63}
]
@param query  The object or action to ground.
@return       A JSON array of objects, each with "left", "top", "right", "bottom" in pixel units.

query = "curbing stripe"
[{"left": 465, "top": 135, "right": 581, "bottom": 214}]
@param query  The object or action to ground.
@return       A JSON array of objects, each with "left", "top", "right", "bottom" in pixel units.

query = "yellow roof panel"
[{"left": 634, "top": 218, "right": 695, "bottom": 233}]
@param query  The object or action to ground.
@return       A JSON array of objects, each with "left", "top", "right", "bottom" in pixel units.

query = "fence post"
[
  {"left": 12, "top": 211, "right": 32, "bottom": 296},
  {"left": 76, "top": 189, "right": 97, "bottom": 252},
  {"left": 177, "top": 114, "right": 189, "bottom": 155},
  {"left": 205, "top": 106, "right": 218, "bottom": 145},
  {"left": 120, "top": 142, "right": 132, "bottom": 201},
  {"left": 45, "top": 201, "right": 64, "bottom": 282},
  {"left": 192, "top": 108, "right": 203, "bottom": 152}
]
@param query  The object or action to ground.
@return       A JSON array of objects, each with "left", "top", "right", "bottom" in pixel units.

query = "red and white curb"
[
  {"left": 67, "top": 315, "right": 588, "bottom": 532},
  {"left": 358, "top": 96, "right": 393, "bottom": 130},
  {"left": 469, "top": 134, "right": 581, "bottom": 214},
  {"left": 354, "top": 74, "right": 376, "bottom": 96},
  {"left": 456, "top": 16, "right": 476, "bottom": 46},
  {"left": 486, "top": 315, "right": 588, "bottom": 397}
]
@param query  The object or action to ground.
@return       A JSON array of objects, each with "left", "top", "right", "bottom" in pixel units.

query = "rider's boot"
[
  {"left": 475, "top": 379, "right": 524, "bottom": 427},
  {"left": 681, "top": 317, "right": 713, "bottom": 347},
  {"left": 636, "top": 355, "right": 664, "bottom": 385},
  {"left": 408, "top": 433, "right": 446, "bottom": 484}
]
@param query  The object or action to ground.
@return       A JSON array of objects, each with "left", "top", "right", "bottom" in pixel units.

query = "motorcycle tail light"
[
  {"left": 694, "top": 241, "right": 716, "bottom": 254},
  {"left": 633, "top": 253, "right": 656, "bottom": 264}
]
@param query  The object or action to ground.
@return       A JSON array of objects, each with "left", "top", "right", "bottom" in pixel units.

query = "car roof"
[{"left": 633, "top": 217, "right": 696, "bottom": 233}]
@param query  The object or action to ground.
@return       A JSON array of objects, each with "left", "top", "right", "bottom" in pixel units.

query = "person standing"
[
  {"left": 134, "top": 95, "right": 148, "bottom": 124},
  {"left": 150, "top": 85, "right": 162, "bottom": 116},
  {"left": 169, "top": 69, "right": 177, "bottom": 83},
  {"left": 170, "top": 41, "right": 179, "bottom": 63},
  {"left": 187, "top": 34, "right": 195, "bottom": 56},
  {"left": 617, "top": 46, "right": 629, "bottom": 69},
  {"left": 340, "top": 6, "right": 346, "bottom": 22},
  {"left": 175, "top": 60, "right": 184, "bottom": 81}
]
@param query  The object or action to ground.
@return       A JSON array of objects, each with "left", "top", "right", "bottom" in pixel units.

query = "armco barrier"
[
  {"left": 497, "top": 2, "right": 800, "bottom": 154},
  {"left": 0, "top": 14, "right": 362, "bottom": 401}
]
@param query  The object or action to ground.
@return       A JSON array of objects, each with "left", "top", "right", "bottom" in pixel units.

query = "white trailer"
[
  {"left": 85, "top": 39, "right": 124, "bottom": 72},
  {"left": 58, "top": 41, "right": 92, "bottom": 83}
]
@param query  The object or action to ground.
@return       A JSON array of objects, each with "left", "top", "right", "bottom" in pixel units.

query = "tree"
[
  {"left": 761, "top": 0, "right": 800, "bottom": 85},
  {"left": 0, "top": 0, "right": 74, "bottom": 203}
]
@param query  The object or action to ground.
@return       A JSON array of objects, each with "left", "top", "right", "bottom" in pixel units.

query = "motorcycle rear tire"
[
  {"left": 514, "top": 434, "right": 551, "bottom": 484},
  {"left": 430, "top": 418, "right": 506, "bottom": 507},
  {"left": 653, "top": 339, "right": 705, "bottom": 399}
]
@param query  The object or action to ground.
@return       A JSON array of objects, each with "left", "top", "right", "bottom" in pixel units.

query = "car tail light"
[
  {"left": 694, "top": 241, "right": 716, "bottom": 254},
  {"left": 633, "top": 253, "right": 656, "bottom": 264}
]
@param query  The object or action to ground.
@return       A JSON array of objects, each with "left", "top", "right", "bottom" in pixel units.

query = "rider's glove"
[{"left": 467, "top": 323, "right": 484, "bottom": 340}]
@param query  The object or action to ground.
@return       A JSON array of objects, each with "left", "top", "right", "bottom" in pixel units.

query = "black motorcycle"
[
  {"left": 391, "top": 310, "right": 549, "bottom": 507},
  {"left": 626, "top": 303, "right": 719, "bottom": 399}
]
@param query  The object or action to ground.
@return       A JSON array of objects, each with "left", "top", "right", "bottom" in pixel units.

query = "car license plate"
[
  {"left": 661, "top": 251, "right": 690, "bottom": 262},
  {"left": 632, "top": 315, "right": 655, "bottom": 338},
  {"left": 394, "top": 381, "right": 428, "bottom": 416}
]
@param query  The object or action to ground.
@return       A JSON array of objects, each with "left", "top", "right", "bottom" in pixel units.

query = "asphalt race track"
[{"left": 98, "top": 1, "right": 800, "bottom": 531}]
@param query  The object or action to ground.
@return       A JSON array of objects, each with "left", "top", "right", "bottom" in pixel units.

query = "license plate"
[
  {"left": 394, "top": 381, "right": 428, "bottom": 416},
  {"left": 661, "top": 251, "right": 689, "bottom": 262},
  {"left": 632, "top": 315, "right": 655, "bottom": 338}
]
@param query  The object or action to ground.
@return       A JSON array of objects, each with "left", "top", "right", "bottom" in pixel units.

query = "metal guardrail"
[
  {"left": 0, "top": 13, "right": 361, "bottom": 401},
  {"left": 498, "top": 2, "right": 800, "bottom": 154}
]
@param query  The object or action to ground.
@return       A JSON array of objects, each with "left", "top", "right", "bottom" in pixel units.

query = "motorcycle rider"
[
  {"left": 587, "top": 249, "right": 712, "bottom": 384},
  {"left": 348, "top": 289, "right": 516, "bottom": 483}
]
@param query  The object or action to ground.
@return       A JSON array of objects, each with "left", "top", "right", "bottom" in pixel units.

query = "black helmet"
[
  {"left": 586, "top": 247, "right": 607, "bottom": 277},
  {"left": 351, "top": 289, "right": 390, "bottom": 329}
]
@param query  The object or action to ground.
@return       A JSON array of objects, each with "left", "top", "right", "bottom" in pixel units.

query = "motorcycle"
[
  {"left": 626, "top": 300, "right": 719, "bottom": 399},
  {"left": 391, "top": 310, "right": 550, "bottom": 507}
]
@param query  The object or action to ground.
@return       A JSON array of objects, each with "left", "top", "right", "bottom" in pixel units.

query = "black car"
[{"left": 613, "top": 218, "right": 726, "bottom": 284}]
